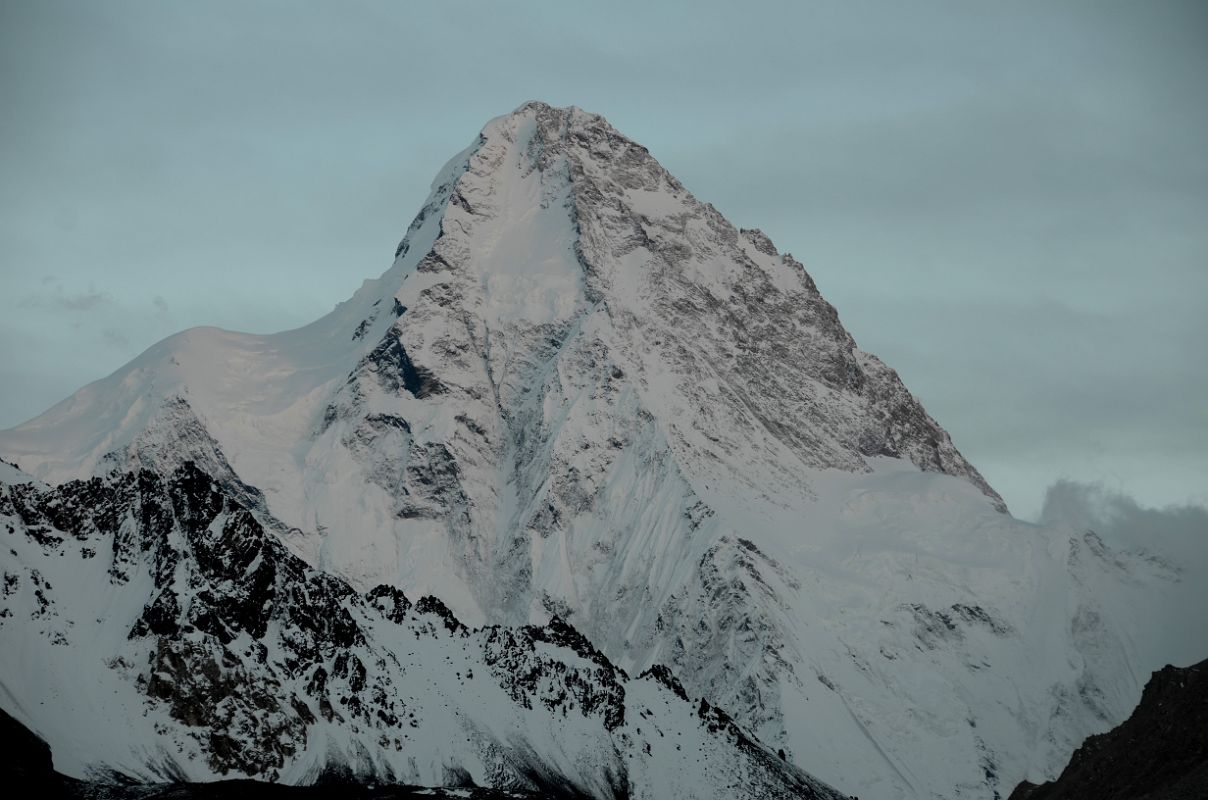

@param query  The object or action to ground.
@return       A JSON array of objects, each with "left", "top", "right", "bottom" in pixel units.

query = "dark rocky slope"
[{"left": 1010, "top": 659, "right": 1207, "bottom": 800}]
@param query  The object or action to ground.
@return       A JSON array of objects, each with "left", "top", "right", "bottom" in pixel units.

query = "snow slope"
[{"left": 2, "top": 101, "right": 1204, "bottom": 799}]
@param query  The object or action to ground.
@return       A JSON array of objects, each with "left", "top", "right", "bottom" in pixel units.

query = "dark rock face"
[
  {"left": 1010, "top": 659, "right": 1208, "bottom": 800},
  {"left": 482, "top": 616, "right": 627, "bottom": 732},
  {"left": 0, "top": 708, "right": 77, "bottom": 799},
  {"left": 9, "top": 463, "right": 393, "bottom": 778},
  {"left": 637, "top": 665, "right": 689, "bottom": 703}
]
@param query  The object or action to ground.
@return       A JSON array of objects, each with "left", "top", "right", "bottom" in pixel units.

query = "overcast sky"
[{"left": 2, "top": 0, "right": 1205, "bottom": 519}]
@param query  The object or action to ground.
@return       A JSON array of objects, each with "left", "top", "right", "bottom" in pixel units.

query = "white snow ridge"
[{"left": 1, "top": 101, "right": 1203, "bottom": 800}]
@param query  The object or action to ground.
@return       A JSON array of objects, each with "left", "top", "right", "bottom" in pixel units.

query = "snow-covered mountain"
[{"left": 2, "top": 101, "right": 1204, "bottom": 799}]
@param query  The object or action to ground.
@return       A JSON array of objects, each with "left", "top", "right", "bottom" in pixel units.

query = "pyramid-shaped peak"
[
  {"left": 0, "top": 100, "right": 1005, "bottom": 521},
  {"left": 374, "top": 101, "right": 1006, "bottom": 512}
]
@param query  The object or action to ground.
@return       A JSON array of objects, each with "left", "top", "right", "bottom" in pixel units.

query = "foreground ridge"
[{"left": 0, "top": 459, "right": 844, "bottom": 799}]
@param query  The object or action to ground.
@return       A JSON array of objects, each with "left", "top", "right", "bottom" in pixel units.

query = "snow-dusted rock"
[{"left": 0, "top": 461, "right": 841, "bottom": 799}]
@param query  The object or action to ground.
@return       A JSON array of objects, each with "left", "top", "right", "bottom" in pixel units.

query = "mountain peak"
[{"left": 0, "top": 100, "right": 1004, "bottom": 543}]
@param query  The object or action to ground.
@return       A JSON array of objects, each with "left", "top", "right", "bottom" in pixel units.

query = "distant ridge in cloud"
[
  {"left": 1040, "top": 479, "right": 1208, "bottom": 555},
  {"left": 1039, "top": 479, "right": 1208, "bottom": 667}
]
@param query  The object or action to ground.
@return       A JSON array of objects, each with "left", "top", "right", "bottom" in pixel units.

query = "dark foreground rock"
[
  {"left": 1010, "top": 658, "right": 1207, "bottom": 800},
  {"left": 0, "top": 707, "right": 80, "bottom": 798},
  {"left": 0, "top": 708, "right": 564, "bottom": 800}
]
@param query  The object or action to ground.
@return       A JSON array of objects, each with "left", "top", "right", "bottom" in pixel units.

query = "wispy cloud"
[
  {"left": 100, "top": 328, "right": 130, "bottom": 349},
  {"left": 18, "top": 281, "right": 112, "bottom": 312}
]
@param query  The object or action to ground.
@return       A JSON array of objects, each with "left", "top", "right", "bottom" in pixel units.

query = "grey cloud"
[{"left": 1040, "top": 481, "right": 1208, "bottom": 553}]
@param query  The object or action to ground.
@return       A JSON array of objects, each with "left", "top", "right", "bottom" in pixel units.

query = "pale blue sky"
[{"left": 2, "top": 1, "right": 1206, "bottom": 518}]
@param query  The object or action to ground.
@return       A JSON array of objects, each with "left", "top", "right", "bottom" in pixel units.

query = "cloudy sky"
[{"left": 2, "top": 1, "right": 1205, "bottom": 519}]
